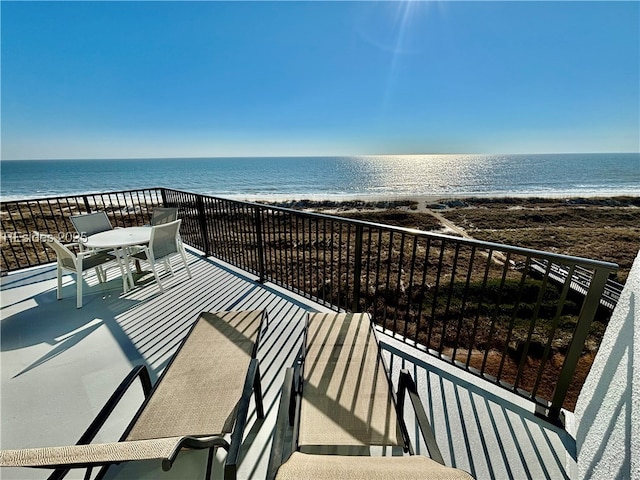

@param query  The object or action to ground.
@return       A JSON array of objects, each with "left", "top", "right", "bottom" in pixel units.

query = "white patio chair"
[
  {"left": 138, "top": 207, "right": 180, "bottom": 262},
  {"left": 69, "top": 211, "right": 127, "bottom": 275},
  {"left": 127, "top": 220, "right": 191, "bottom": 293},
  {"left": 69, "top": 212, "right": 113, "bottom": 238},
  {"left": 149, "top": 207, "right": 178, "bottom": 226},
  {"left": 37, "top": 233, "right": 127, "bottom": 308}
]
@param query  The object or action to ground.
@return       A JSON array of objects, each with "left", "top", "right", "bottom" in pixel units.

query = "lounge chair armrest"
[
  {"left": 397, "top": 369, "right": 445, "bottom": 465},
  {"left": 266, "top": 367, "right": 296, "bottom": 480},
  {"left": 252, "top": 311, "right": 269, "bottom": 358},
  {"left": 162, "top": 435, "right": 230, "bottom": 472},
  {"left": 47, "top": 365, "right": 152, "bottom": 480},
  {"left": 225, "top": 358, "right": 264, "bottom": 480},
  {"left": 77, "top": 365, "right": 153, "bottom": 446}
]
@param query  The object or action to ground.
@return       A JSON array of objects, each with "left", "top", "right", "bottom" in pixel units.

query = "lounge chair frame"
[
  {"left": 2, "top": 310, "right": 268, "bottom": 480},
  {"left": 267, "top": 312, "right": 446, "bottom": 480}
]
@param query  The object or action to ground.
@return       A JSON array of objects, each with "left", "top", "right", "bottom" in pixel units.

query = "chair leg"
[
  {"left": 254, "top": 365, "right": 265, "bottom": 419},
  {"left": 83, "top": 466, "right": 93, "bottom": 480},
  {"left": 95, "top": 267, "right": 103, "bottom": 283},
  {"left": 180, "top": 247, "right": 192, "bottom": 279},
  {"left": 148, "top": 261, "right": 164, "bottom": 293},
  {"left": 205, "top": 447, "right": 215, "bottom": 480},
  {"left": 164, "top": 259, "right": 174, "bottom": 276},
  {"left": 115, "top": 250, "right": 130, "bottom": 294},
  {"left": 121, "top": 248, "right": 134, "bottom": 291},
  {"left": 76, "top": 272, "right": 83, "bottom": 309},
  {"left": 57, "top": 265, "right": 63, "bottom": 300}
]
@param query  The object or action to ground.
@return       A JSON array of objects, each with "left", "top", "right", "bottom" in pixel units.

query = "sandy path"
[{"left": 422, "top": 209, "right": 472, "bottom": 238}]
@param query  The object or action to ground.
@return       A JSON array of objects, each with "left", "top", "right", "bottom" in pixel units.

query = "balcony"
[{"left": 1, "top": 189, "right": 636, "bottom": 479}]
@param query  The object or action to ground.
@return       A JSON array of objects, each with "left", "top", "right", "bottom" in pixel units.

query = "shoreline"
[
  {"left": 2, "top": 190, "right": 639, "bottom": 204},
  {"left": 224, "top": 189, "right": 640, "bottom": 204},
  {"left": 254, "top": 193, "right": 640, "bottom": 212}
]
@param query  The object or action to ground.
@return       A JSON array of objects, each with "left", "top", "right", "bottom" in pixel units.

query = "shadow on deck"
[{"left": 0, "top": 248, "right": 577, "bottom": 479}]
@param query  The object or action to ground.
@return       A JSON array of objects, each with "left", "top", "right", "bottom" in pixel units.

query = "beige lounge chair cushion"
[
  {"left": 275, "top": 452, "right": 475, "bottom": 480},
  {"left": 127, "top": 310, "right": 262, "bottom": 440},
  {"left": 299, "top": 312, "right": 403, "bottom": 450}
]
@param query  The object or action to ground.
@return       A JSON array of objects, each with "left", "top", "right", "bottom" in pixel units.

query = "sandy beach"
[{"left": 260, "top": 195, "right": 640, "bottom": 284}]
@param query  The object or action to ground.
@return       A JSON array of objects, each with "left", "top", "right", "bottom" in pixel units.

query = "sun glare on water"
[{"left": 349, "top": 154, "right": 494, "bottom": 195}]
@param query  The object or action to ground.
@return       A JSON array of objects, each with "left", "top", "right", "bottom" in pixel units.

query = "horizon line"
[{"left": 2, "top": 151, "right": 639, "bottom": 161}]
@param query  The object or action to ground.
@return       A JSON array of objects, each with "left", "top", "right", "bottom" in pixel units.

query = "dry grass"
[
  {"left": 295, "top": 196, "right": 639, "bottom": 284},
  {"left": 435, "top": 197, "right": 640, "bottom": 283}
]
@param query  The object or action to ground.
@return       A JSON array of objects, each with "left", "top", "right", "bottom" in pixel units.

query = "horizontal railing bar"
[
  {"left": 158, "top": 188, "right": 619, "bottom": 273},
  {"left": 0, "top": 187, "right": 167, "bottom": 205}
]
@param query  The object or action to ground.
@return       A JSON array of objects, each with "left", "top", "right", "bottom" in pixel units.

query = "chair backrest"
[
  {"left": 299, "top": 312, "right": 404, "bottom": 453},
  {"left": 70, "top": 212, "right": 113, "bottom": 237},
  {"left": 149, "top": 220, "right": 181, "bottom": 260},
  {"left": 150, "top": 207, "right": 178, "bottom": 226},
  {"left": 125, "top": 311, "right": 265, "bottom": 441},
  {"left": 36, "top": 233, "right": 77, "bottom": 271}
]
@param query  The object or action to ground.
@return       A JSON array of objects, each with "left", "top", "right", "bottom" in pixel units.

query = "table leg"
[
  {"left": 120, "top": 247, "right": 135, "bottom": 291},
  {"left": 114, "top": 249, "right": 130, "bottom": 294}
]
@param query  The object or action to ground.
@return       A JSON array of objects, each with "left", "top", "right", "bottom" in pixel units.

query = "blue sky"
[{"left": 2, "top": 1, "right": 639, "bottom": 160}]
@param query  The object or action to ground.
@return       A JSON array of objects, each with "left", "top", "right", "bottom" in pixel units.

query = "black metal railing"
[
  {"left": 1, "top": 187, "right": 619, "bottom": 425},
  {"left": 1, "top": 189, "right": 165, "bottom": 269}
]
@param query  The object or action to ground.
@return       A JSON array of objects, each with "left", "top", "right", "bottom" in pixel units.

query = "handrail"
[
  {"left": 163, "top": 188, "right": 618, "bottom": 271},
  {"left": 0, "top": 187, "right": 167, "bottom": 205},
  {"left": 0, "top": 187, "right": 619, "bottom": 425}
]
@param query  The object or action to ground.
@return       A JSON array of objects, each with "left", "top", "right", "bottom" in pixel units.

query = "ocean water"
[{"left": 1, "top": 153, "right": 638, "bottom": 202}]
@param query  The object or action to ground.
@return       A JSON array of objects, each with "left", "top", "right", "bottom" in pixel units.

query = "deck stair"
[{"left": 529, "top": 259, "right": 622, "bottom": 310}]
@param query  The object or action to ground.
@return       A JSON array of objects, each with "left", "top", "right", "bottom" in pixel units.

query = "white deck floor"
[{"left": 1, "top": 248, "right": 577, "bottom": 480}]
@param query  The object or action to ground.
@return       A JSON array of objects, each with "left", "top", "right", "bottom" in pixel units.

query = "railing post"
[
  {"left": 196, "top": 195, "right": 211, "bottom": 255},
  {"left": 254, "top": 206, "right": 266, "bottom": 283},
  {"left": 82, "top": 195, "right": 91, "bottom": 213},
  {"left": 546, "top": 266, "right": 612, "bottom": 425},
  {"left": 160, "top": 188, "right": 168, "bottom": 207},
  {"left": 351, "top": 224, "right": 363, "bottom": 312}
]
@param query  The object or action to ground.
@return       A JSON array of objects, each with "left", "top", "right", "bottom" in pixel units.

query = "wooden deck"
[
  {"left": 1, "top": 248, "right": 578, "bottom": 479},
  {"left": 529, "top": 259, "right": 622, "bottom": 310}
]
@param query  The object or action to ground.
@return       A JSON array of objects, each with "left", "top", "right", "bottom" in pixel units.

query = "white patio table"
[{"left": 81, "top": 226, "right": 152, "bottom": 292}]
